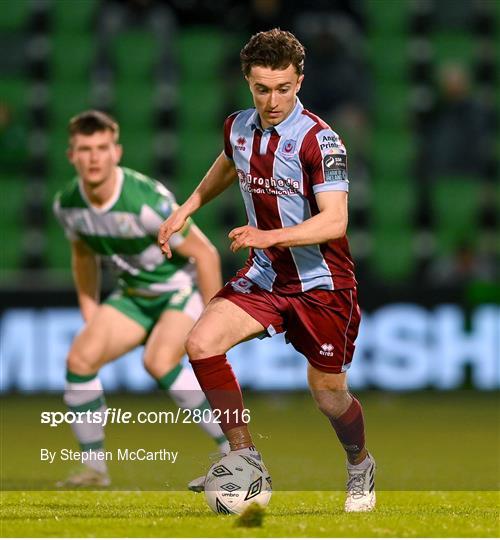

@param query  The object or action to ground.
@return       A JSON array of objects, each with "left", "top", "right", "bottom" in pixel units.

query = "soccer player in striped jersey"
[
  {"left": 53, "top": 110, "right": 229, "bottom": 487},
  {"left": 158, "top": 29, "right": 376, "bottom": 512}
]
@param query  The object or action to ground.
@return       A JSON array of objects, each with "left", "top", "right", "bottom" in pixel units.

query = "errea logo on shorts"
[{"left": 320, "top": 343, "right": 334, "bottom": 356}]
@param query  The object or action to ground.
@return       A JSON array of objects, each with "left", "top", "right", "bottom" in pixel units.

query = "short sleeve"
[
  {"left": 302, "top": 128, "right": 349, "bottom": 195},
  {"left": 139, "top": 181, "right": 192, "bottom": 247},
  {"left": 150, "top": 181, "right": 176, "bottom": 220},
  {"left": 223, "top": 113, "right": 238, "bottom": 160},
  {"left": 53, "top": 194, "right": 79, "bottom": 241}
]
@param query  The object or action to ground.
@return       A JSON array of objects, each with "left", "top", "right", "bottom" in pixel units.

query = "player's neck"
[{"left": 83, "top": 168, "right": 119, "bottom": 208}]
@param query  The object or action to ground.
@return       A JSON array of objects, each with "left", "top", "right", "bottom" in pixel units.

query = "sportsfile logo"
[{"left": 320, "top": 343, "right": 334, "bottom": 357}]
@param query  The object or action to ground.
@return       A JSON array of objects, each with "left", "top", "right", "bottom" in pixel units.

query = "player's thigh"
[
  {"left": 186, "top": 297, "right": 266, "bottom": 357},
  {"left": 70, "top": 304, "right": 146, "bottom": 372},
  {"left": 143, "top": 309, "right": 196, "bottom": 377},
  {"left": 307, "top": 365, "right": 348, "bottom": 391}
]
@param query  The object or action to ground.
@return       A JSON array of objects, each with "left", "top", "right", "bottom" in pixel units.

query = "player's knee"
[
  {"left": 143, "top": 353, "right": 176, "bottom": 379},
  {"left": 67, "top": 346, "right": 100, "bottom": 376},
  {"left": 312, "top": 389, "right": 352, "bottom": 419},
  {"left": 142, "top": 354, "right": 156, "bottom": 377},
  {"left": 185, "top": 329, "right": 210, "bottom": 360}
]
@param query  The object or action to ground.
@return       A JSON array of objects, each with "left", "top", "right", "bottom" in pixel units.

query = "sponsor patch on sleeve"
[{"left": 322, "top": 154, "right": 347, "bottom": 183}]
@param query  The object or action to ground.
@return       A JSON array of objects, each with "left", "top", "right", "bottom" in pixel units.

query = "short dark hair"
[
  {"left": 240, "top": 28, "right": 305, "bottom": 77},
  {"left": 69, "top": 110, "right": 119, "bottom": 140}
]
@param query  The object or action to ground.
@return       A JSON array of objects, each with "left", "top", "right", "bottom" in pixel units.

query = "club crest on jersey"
[
  {"left": 74, "top": 216, "right": 86, "bottom": 232},
  {"left": 280, "top": 139, "right": 296, "bottom": 157},
  {"left": 231, "top": 277, "right": 253, "bottom": 294},
  {"left": 117, "top": 216, "right": 133, "bottom": 236},
  {"left": 235, "top": 137, "right": 246, "bottom": 151}
]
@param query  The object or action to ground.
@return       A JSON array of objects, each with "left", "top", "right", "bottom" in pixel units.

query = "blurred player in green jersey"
[{"left": 53, "top": 110, "right": 228, "bottom": 487}]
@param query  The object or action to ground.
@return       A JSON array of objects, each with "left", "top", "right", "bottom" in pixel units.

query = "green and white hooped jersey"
[{"left": 53, "top": 167, "right": 194, "bottom": 295}]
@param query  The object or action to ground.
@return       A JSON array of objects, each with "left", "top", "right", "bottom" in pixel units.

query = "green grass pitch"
[
  {"left": 1, "top": 392, "right": 499, "bottom": 537},
  {"left": 1, "top": 490, "right": 498, "bottom": 537}
]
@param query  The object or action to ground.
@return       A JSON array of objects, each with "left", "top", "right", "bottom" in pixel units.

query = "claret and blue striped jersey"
[{"left": 224, "top": 99, "right": 356, "bottom": 295}]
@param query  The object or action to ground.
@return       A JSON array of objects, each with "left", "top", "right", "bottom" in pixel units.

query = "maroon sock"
[
  {"left": 189, "top": 354, "right": 246, "bottom": 432},
  {"left": 329, "top": 396, "right": 366, "bottom": 456}
]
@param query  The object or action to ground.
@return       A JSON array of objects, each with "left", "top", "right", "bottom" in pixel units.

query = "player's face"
[
  {"left": 68, "top": 130, "right": 122, "bottom": 186},
  {"left": 246, "top": 64, "right": 304, "bottom": 129}
]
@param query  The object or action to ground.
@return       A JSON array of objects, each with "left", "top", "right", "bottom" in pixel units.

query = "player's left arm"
[
  {"left": 173, "top": 225, "right": 222, "bottom": 305},
  {"left": 229, "top": 191, "right": 348, "bottom": 251}
]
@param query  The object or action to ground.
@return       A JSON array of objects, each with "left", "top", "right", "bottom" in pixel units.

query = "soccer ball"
[{"left": 204, "top": 453, "right": 272, "bottom": 515}]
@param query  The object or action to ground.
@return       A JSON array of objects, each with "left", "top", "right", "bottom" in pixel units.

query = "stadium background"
[{"left": 0, "top": 0, "right": 499, "bottom": 497}]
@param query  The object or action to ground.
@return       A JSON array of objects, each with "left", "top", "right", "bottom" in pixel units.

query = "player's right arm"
[
  {"left": 71, "top": 239, "right": 101, "bottom": 323},
  {"left": 158, "top": 152, "right": 236, "bottom": 257}
]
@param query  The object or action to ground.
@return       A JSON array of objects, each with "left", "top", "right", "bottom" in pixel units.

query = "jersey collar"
[
  {"left": 246, "top": 98, "right": 304, "bottom": 136},
  {"left": 78, "top": 167, "right": 124, "bottom": 214}
]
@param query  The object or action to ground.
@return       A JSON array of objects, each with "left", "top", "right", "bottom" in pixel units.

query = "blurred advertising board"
[{"left": 1, "top": 304, "right": 498, "bottom": 392}]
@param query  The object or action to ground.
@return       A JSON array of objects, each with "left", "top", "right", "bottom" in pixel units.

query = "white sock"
[
  {"left": 64, "top": 375, "right": 107, "bottom": 473},
  {"left": 218, "top": 440, "right": 230, "bottom": 454}
]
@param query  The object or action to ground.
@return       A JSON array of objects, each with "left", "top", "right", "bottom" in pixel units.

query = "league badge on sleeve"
[{"left": 323, "top": 153, "right": 348, "bottom": 183}]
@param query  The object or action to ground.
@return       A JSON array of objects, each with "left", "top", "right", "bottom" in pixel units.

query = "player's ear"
[
  {"left": 296, "top": 74, "right": 304, "bottom": 93},
  {"left": 66, "top": 136, "right": 75, "bottom": 163},
  {"left": 114, "top": 143, "right": 123, "bottom": 163}
]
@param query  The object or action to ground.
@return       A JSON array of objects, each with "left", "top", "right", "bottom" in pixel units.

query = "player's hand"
[
  {"left": 158, "top": 209, "right": 187, "bottom": 258},
  {"left": 228, "top": 226, "right": 275, "bottom": 252}
]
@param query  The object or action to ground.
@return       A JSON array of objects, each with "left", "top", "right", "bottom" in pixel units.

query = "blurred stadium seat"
[
  {"left": 50, "top": 34, "right": 97, "bottom": 81},
  {"left": 52, "top": 0, "right": 98, "bottom": 33},
  {"left": 432, "top": 176, "right": 481, "bottom": 254},
  {"left": 0, "top": 176, "right": 25, "bottom": 272},
  {"left": 0, "top": 1, "right": 496, "bottom": 296},
  {"left": 0, "top": 1, "right": 30, "bottom": 31},
  {"left": 112, "top": 31, "right": 159, "bottom": 81}
]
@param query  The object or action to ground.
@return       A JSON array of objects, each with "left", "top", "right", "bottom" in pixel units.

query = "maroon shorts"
[{"left": 214, "top": 277, "right": 361, "bottom": 374}]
